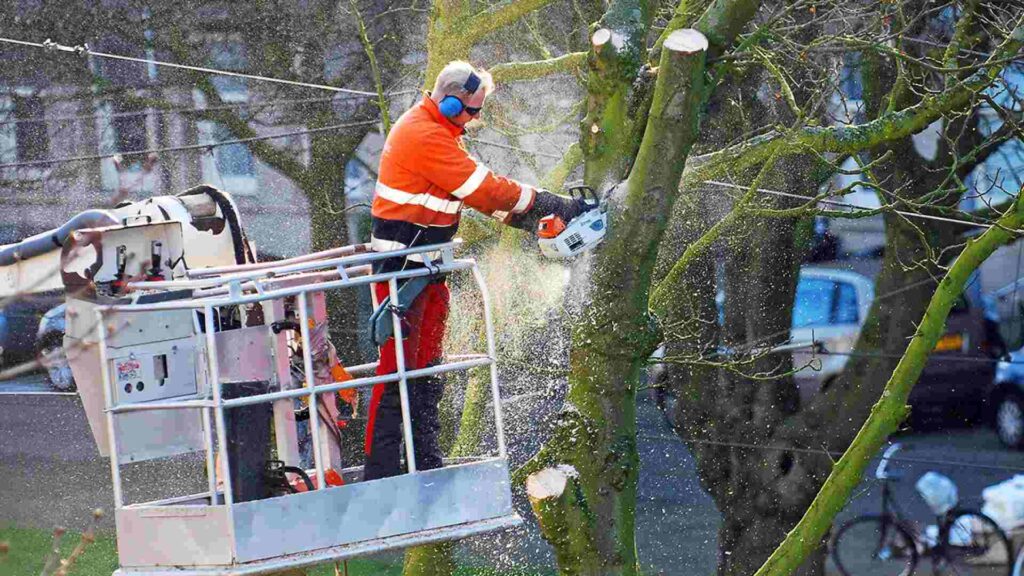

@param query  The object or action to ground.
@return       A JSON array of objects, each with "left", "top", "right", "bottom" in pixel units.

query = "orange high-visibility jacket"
[{"left": 370, "top": 96, "right": 536, "bottom": 271}]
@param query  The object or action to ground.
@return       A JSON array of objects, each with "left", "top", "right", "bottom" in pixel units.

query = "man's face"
[{"left": 450, "top": 90, "right": 487, "bottom": 127}]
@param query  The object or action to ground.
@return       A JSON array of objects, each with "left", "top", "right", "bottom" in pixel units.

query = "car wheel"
[
  {"left": 995, "top": 393, "right": 1024, "bottom": 449},
  {"left": 39, "top": 343, "right": 75, "bottom": 392}
]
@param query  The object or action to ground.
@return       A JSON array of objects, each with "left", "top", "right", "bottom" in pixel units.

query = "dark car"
[
  {"left": 0, "top": 293, "right": 61, "bottom": 364},
  {"left": 0, "top": 292, "right": 64, "bottom": 378},
  {"left": 908, "top": 293, "right": 1004, "bottom": 426}
]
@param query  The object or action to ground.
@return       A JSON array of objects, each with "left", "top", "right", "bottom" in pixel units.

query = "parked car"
[
  {"left": 791, "top": 268, "right": 874, "bottom": 398},
  {"left": 0, "top": 292, "right": 62, "bottom": 369},
  {"left": 794, "top": 264, "right": 1002, "bottom": 426},
  {"left": 652, "top": 263, "right": 1002, "bottom": 427},
  {"left": 909, "top": 292, "right": 1002, "bottom": 426},
  {"left": 37, "top": 303, "right": 75, "bottom": 392}
]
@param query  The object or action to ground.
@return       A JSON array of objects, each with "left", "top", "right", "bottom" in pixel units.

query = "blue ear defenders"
[{"left": 439, "top": 71, "right": 482, "bottom": 118}]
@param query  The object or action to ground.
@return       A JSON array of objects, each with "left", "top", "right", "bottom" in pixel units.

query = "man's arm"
[
  {"left": 416, "top": 130, "right": 535, "bottom": 222},
  {"left": 416, "top": 129, "right": 583, "bottom": 232}
]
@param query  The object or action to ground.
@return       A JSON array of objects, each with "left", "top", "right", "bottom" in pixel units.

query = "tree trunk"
[
  {"left": 305, "top": 101, "right": 376, "bottom": 361},
  {"left": 525, "top": 29, "right": 709, "bottom": 575}
]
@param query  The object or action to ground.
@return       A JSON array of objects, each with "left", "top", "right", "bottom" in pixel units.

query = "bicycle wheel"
[
  {"left": 933, "top": 510, "right": 1012, "bottom": 576},
  {"left": 1013, "top": 547, "right": 1024, "bottom": 576},
  {"left": 831, "top": 514, "right": 918, "bottom": 576}
]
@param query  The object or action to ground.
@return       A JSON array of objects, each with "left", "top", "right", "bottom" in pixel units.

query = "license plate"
[{"left": 933, "top": 333, "right": 964, "bottom": 353}]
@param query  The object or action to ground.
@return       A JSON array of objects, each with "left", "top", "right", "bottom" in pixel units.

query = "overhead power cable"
[
  {"left": 792, "top": 347, "right": 1021, "bottom": 366},
  {"left": 702, "top": 180, "right": 995, "bottom": 230},
  {"left": 0, "top": 95, "right": 343, "bottom": 126},
  {"left": 646, "top": 434, "right": 1024, "bottom": 475},
  {"left": 0, "top": 36, "right": 417, "bottom": 98},
  {"left": 0, "top": 120, "right": 379, "bottom": 169},
  {"left": 460, "top": 144, "right": 1007, "bottom": 231},
  {"left": 465, "top": 137, "right": 564, "bottom": 159}
]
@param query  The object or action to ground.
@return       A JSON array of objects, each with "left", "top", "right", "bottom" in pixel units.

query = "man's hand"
[{"left": 508, "top": 189, "right": 585, "bottom": 234}]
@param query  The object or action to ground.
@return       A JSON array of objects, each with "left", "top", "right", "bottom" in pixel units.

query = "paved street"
[
  {"left": 0, "top": 373, "right": 53, "bottom": 393},
  {"left": 1, "top": 371, "right": 1022, "bottom": 574}
]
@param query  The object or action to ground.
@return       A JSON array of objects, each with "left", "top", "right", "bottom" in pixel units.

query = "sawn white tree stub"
[{"left": 663, "top": 29, "right": 709, "bottom": 55}]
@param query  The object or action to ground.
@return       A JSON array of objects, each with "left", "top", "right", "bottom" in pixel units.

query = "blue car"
[{"left": 992, "top": 350, "right": 1024, "bottom": 448}]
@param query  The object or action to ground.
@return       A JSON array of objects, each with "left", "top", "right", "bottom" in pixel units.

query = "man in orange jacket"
[{"left": 364, "top": 61, "right": 582, "bottom": 480}]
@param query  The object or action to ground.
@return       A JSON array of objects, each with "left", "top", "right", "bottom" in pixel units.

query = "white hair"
[{"left": 431, "top": 61, "right": 494, "bottom": 100}]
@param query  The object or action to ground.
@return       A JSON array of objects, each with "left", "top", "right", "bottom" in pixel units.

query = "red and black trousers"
[{"left": 363, "top": 279, "right": 449, "bottom": 480}]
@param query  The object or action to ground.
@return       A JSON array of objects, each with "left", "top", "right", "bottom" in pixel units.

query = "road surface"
[{"left": 1, "top": 373, "right": 1021, "bottom": 574}]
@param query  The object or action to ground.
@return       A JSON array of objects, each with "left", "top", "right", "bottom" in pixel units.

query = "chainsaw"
[{"left": 537, "top": 184, "right": 607, "bottom": 258}]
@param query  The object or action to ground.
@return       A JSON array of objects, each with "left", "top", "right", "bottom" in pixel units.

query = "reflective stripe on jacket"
[{"left": 370, "top": 96, "right": 536, "bottom": 271}]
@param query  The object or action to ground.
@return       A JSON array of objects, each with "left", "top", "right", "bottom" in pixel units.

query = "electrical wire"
[
  {"left": 702, "top": 179, "right": 995, "bottom": 230},
  {"left": 0, "top": 36, "right": 417, "bottom": 98},
  {"left": 0, "top": 120, "right": 379, "bottom": 169},
  {"left": 0, "top": 95, "right": 348, "bottom": 126},
  {"left": 728, "top": 276, "right": 944, "bottom": 356},
  {"left": 900, "top": 35, "right": 1005, "bottom": 60},
  {"left": 465, "top": 137, "right": 564, "bottom": 159},
  {"left": 646, "top": 434, "right": 1024, "bottom": 475},
  {"left": 457, "top": 145, "right": 1003, "bottom": 232},
  {"left": 797, "top": 347, "right": 1021, "bottom": 366}
]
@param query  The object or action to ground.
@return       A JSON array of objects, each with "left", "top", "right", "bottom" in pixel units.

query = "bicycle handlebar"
[{"left": 875, "top": 443, "right": 902, "bottom": 480}]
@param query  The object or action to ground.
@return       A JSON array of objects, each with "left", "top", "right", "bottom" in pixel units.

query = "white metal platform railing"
[{"left": 92, "top": 240, "right": 519, "bottom": 575}]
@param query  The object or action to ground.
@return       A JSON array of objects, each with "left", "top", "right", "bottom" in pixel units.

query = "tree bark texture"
[{"left": 524, "top": 28, "right": 709, "bottom": 575}]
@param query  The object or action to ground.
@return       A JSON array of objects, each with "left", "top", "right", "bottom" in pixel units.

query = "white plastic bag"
[
  {"left": 982, "top": 475, "right": 1024, "bottom": 531},
  {"left": 916, "top": 471, "right": 959, "bottom": 515}
]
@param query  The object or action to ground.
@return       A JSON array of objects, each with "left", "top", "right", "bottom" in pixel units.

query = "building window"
[
  {"left": 13, "top": 95, "right": 48, "bottom": 162},
  {"left": 198, "top": 120, "right": 257, "bottom": 194},
  {"left": 0, "top": 91, "right": 50, "bottom": 179},
  {"left": 211, "top": 123, "right": 255, "bottom": 177},
  {"left": 95, "top": 35, "right": 146, "bottom": 87},
  {"left": 208, "top": 39, "right": 248, "bottom": 101},
  {"left": 110, "top": 101, "right": 148, "bottom": 163},
  {"left": 97, "top": 100, "right": 154, "bottom": 193}
]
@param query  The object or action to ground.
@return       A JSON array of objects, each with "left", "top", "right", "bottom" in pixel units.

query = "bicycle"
[
  {"left": 829, "top": 443, "right": 1013, "bottom": 576},
  {"left": 1009, "top": 533, "right": 1024, "bottom": 576}
]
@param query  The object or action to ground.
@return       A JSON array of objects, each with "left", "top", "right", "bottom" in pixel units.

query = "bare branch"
[
  {"left": 685, "top": 20, "right": 1024, "bottom": 187},
  {"left": 462, "top": 0, "right": 561, "bottom": 46},
  {"left": 490, "top": 52, "right": 587, "bottom": 83}
]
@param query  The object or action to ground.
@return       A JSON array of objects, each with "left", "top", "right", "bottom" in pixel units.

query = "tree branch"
[
  {"left": 158, "top": 31, "right": 314, "bottom": 188},
  {"left": 684, "top": 21, "right": 1024, "bottom": 188},
  {"left": 490, "top": 52, "right": 587, "bottom": 83},
  {"left": 754, "top": 188, "right": 1024, "bottom": 576},
  {"left": 462, "top": 0, "right": 561, "bottom": 46},
  {"left": 348, "top": 0, "right": 392, "bottom": 134},
  {"left": 540, "top": 142, "right": 583, "bottom": 190},
  {"left": 650, "top": 150, "right": 780, "bottom": 316},
  {"left": 654, "top": 0, "right": 761, "bottom": 61}
]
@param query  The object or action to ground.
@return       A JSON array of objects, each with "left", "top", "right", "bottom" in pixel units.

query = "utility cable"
[
  {"left": 0, "top": 120, "right": 379, "bottom": 169},
  {"left": 460, "top": 143, "right": 1006, "bottom": 232},
  {"left": 793, "top": 347, "right": 1023, "bottom": 366},
  {"left": 702, "top": 179, "right": 995, "bottom": 230},
  {"left": 0, "top": 36, "right": 417, "bottom": 98},
  {"left": 724, "top": 276, "right": 942, "bottom": 356},
  {"left": 648, "top": 434, "right": 1024, "bottom": 475},
  {"left": 0, "top": 95, "right": 345, "bottom": 126},
  {"left": 465, "top": 137, "right": 564, "bottom": 159}
]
